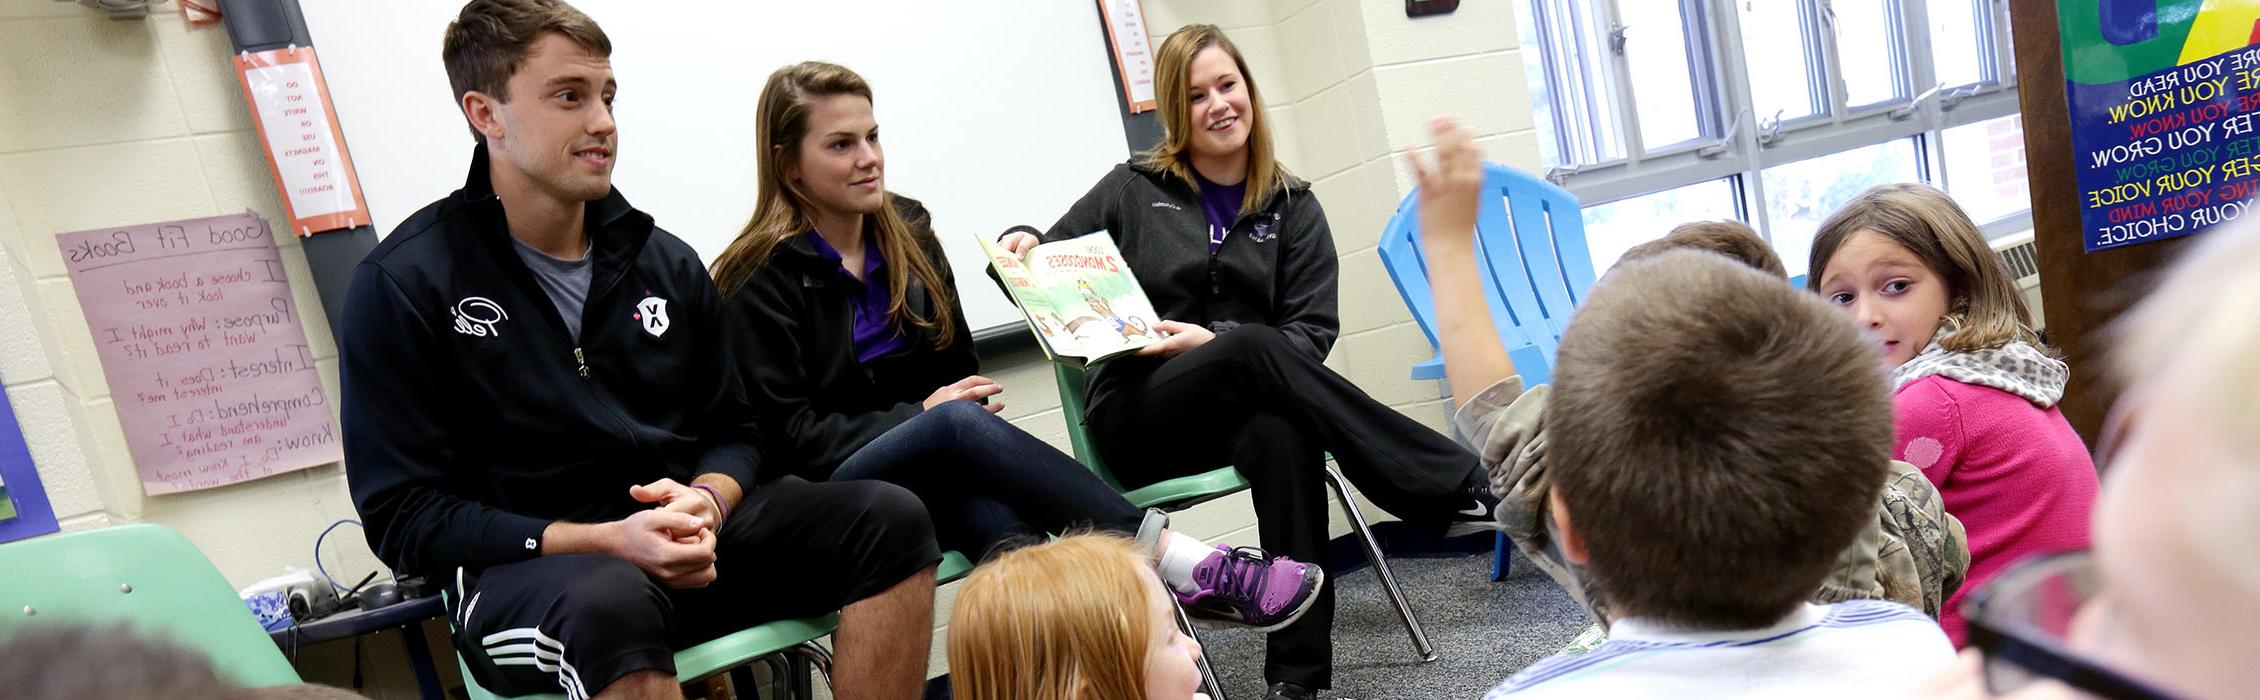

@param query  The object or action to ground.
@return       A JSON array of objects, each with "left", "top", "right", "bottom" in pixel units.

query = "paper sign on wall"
[
  {"left": 235, "top": 47, "right": 371, "bottom": 237},
  {"left": 56, "top": 212, "right": 341, "bottom": 495},
  {"left": 1098, "top": 0, "right": 1157, "bottom": 113}
]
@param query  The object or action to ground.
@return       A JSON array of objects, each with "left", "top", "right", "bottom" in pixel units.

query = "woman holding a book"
[
  {"left": 996, "top": 25, "right": 1498, "bottom": 699},
  {"left": 712, "top": 61, "right": 1322, "bottom": 632}
]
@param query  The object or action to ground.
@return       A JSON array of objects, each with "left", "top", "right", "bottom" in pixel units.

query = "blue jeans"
[{"left": 829, "top": 400, "right": 1143, "bottom": 560}]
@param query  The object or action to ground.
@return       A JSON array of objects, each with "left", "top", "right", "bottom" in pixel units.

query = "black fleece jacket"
[
  {"left": 721, "top": 196, "right": 979, "bottom": 480},
  {"left": 341, "top": 145, "right": 763, "bottom": 579},
  {"left": 1040, "top": 159, "right": 1340, "bottom": 412}
]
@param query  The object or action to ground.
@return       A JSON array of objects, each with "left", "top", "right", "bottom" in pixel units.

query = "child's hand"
[{"left": 1405, "top": 116, "right": 1484, "bottom": 251}]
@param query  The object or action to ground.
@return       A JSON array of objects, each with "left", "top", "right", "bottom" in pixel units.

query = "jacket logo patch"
[
  {"left": 451, "top": 297, "right": 509, "bottom": 338},
  {"left": 1248, "top": 213, "right": 1280, "bottom": 243},
  {"left": 633, "top": 296, "right": 671, "bottom": 337},
  {"left": 1150, "top": 202, "right": 1183, "bottom": 210}
]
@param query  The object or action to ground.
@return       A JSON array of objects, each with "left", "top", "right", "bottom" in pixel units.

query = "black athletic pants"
[
  {"left": 447, "top": 477, "right": 939, "bottom": 698},
  {"left": 1086, "top": 325, "right": 1482, "bottom": 690},
  {"left": 829, "top": 398, "right": 1144, "bottom": 561}
]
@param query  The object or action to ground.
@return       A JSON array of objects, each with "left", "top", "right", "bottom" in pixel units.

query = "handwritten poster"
[
  {"left": 1098, "top": 0, "right": 1157, "bottom": 113},
  {"left": 2060, "top": 1, "right": 2260, "bottom": 252},
  {"left": 56, "top": 212, "right": 340, "bottom": 495},
  {"left": 234, "top": 47, "right": 371, "bottom": 237}
]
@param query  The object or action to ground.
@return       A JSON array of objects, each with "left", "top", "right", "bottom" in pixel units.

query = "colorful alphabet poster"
[
  {"left": 55, "top": 212, "right": 341, "bottom": 495},
  {"left": 2060, "top": 1, "right": 2260, "bottom": 252}
]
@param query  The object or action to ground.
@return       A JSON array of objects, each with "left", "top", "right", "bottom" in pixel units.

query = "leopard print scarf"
[{"left": 1890, "top": 328, "right": 2067, "bottom": 408}]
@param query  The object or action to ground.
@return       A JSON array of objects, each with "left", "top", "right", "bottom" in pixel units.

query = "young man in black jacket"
[{"left": 339, "top": 3, "right": 937, "bottom": 698}]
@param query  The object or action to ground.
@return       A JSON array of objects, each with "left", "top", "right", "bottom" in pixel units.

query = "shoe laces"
[{"left": 1203, "top": 546, "right": 1278, "bottom": 604}]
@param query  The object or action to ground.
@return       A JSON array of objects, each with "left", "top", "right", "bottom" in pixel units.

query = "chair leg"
[
  {"left": 1491, "top": 531, "right": 1514, "bottom": 581},
  {"left": 1324, "top": 464, "right": 1440, "bottom": 663},
  {"left": 1173, "top": 599, "right": 1229, "bottom": 700},
  {"left": 743, "top": 656, "right": 785, "bottom": 700},
  {"left": 784, "top": 641, "right": 834, "bottom": 697},
  {"left": 783, "top": 649, "right": 811, "bottom": 699}
]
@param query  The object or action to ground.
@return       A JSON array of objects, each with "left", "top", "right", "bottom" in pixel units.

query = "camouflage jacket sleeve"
[
  {"left": 1814, "top": 460, "right": 1971, "bottom": 618},
  {"left": 1452, "top": 377, "right": 1613, "bottom": 625}
]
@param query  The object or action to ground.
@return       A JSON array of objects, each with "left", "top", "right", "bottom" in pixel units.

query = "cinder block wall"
[{"left": 0, "top": 0, "right": 381, "bottom": 589}]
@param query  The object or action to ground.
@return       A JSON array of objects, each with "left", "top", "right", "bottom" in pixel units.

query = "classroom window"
[
  {"left": 1516, "top": 0, "right": 2029, "bottom": 271},
  {"left": 1762, "top": 139, "right": 1923, "bottom": 278},
  {"left": 1937, "top": 113, "right": 2030, "bottom": 226},
  {"left": 1526, "top": 0, "right": 1632, "bottom": 165},
  {"left": 1832, "top": 1, "right": 1908, "bottom": 108},
  {"left": 1739, "top": 0, "right": 1822, "bottom": 125},
  {"left": 1582, "top": 178, "right": 1741, "bottom": 272},
  {"left": 1925, "top": 0, "right": 1989, "bottom": 88},
  {"left": 1621, "top": 0, "right": 1710, "bottom": 151}
]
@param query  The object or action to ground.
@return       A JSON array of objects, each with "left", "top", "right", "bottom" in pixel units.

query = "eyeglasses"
[{"left": 1961, "top": 552, "right": 2178, "bottom": 700}]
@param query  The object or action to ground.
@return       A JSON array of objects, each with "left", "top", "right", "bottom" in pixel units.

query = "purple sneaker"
[{"left": 1176, "top": 546, "right": 1325, "bottom": 632}]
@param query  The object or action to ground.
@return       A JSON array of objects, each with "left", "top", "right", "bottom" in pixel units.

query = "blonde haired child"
[
  {"left": 948, "top": 535, "right": 1208, "bottom": 700},
  {"left": 1809, "top": 183, "right": 2099, "bottom": 647}
]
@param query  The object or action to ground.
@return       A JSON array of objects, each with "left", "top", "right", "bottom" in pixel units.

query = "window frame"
[{"left": 1528, "top": 0, "right": 2031, "bottom": 243}]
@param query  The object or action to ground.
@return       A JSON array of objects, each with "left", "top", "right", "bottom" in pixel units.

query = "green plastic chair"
[
  {"left": 1054, "top": 364, "right": 1253, "bottom": 509},
  {"left": 454, "top": 550, "right": 972, "bottom": 699},
  {"left": 1050, "top": 365, "right": 1440, "bottom": 678},
  {"left": 0, "top": 523, "right": 303, "bottom": 688}
]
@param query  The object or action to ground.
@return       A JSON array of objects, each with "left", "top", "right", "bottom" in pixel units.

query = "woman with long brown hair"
[
  {"left": 997, "top": 26, "right": 1496, "bottom": 699},
  {"left": 714, "top": 61, "right": 1320, "bottom": 630}
]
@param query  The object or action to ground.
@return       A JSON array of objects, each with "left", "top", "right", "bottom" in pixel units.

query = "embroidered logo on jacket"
[
  {"left": 451, "top": 297, "right": 508, "bottom": 337},
  {"left": 1150, "top": 202, "right": 1183, "bottom": 210},
  {"left": 1247, "top": 213, "right": 1282, "bottom": 243},
  {"left": 633, "top": 296, "right": 671, "bottom": 337}
]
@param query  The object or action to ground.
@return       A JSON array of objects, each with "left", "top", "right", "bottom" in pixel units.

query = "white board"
[{"left": 303, "top": 0, "right": 1133, "bottom": 333}]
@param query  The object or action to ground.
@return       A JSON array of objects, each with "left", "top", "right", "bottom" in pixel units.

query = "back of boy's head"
[
  {"left": 1619, "top": 220, "right": 1788, "bottom": 279},
  {"left": 1551, "top": 250, "right": 1891, "bottom": 630},
  {"left": 949, "top": 535, "right": 1151, "bottom": 700},
  {"left": 0, "top": 624, "right": 247, "bottom": 700},
  {"left": 1807, "top": 183, "right": 2038, "bottom": 351}
]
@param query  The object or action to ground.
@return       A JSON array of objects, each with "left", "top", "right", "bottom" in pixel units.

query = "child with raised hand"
[
  {"left": 949, "top": 534, "right": 1211, "bottom": 700},
  {"left": 1406, "top": 119, "right": 1967, "bottom": 638},
  {"left": 1809, "top": 184, "right": 2097, "bottom": 647}
]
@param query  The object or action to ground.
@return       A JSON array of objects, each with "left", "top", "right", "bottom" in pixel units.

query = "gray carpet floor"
[{"left": 1188, "top": 553, "right": 1593, "bottom": 700}]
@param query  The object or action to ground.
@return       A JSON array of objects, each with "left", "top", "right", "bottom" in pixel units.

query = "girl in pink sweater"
[{"left": 1808, "top": 183, "right": 2098, "bottom": 647}]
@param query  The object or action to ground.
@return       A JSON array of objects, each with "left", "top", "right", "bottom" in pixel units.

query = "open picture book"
[{"left": 979, "top": 231, "right": 1165, "bottom": 367}]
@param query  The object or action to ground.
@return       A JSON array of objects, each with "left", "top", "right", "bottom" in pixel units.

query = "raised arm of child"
[{"left": 1405, "top": 117, "right": 1517, "bottom": 408}]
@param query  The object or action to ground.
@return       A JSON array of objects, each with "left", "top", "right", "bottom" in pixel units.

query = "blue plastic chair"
[
  {"left": 1377, "top": 162, "right": 1599, "bottom": 581},
  {"left": 1379, "top": 162, "right": 1598, "bottom": 389}
]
